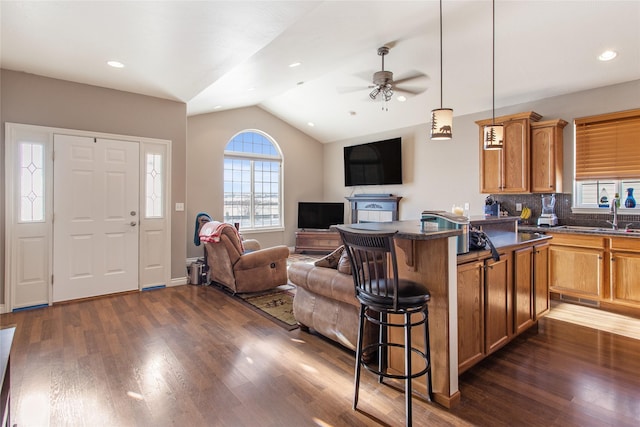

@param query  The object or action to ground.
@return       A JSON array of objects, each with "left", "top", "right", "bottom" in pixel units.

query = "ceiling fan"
[{"left": 367, "top": 46, "right": 428, "bottom": 102}]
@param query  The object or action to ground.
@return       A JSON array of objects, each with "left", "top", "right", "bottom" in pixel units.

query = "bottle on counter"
[{"left": 599, "top": 187, "right": 609, "bottom": 208}]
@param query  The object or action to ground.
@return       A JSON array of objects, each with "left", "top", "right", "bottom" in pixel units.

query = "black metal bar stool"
[{"left": 336, "top": 226, "right": 432, "bottom": 427}]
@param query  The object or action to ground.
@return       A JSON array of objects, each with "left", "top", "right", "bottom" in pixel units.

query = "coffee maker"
[{"left": 537, "top": 194, "right": 558, "bottom": 226}]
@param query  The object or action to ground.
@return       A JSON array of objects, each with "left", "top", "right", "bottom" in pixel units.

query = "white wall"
[
  {"left": 324, "top": 80, "right": 640, "bottom": 221},
  {"left": 186, "top": 106, "right": 324, "bottom": 257}
]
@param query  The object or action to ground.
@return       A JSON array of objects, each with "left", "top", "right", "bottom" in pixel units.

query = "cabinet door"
[
  {"left": 513, "top": 247, "right": 534, "bottom": 335},
  {"left": 501, "top": 119, "right": 530, "bottom": 193},
  {"left": 485, "top": 253, "right": 512, "bottom": 355},
  {"left": 479, "top": 148, "right": 502, "bottom": 193},
  {"left": 549, "top": 245, "right": 604, "bottom": 299},
  {"left": 531, "top": 120, "right": 567, "bottom": 193},
  {"left": 533, "top": 243, "right": 550, "bottom": 318},
  {"left": 457, "top": 261, "right": 485, "bottom": 373},
  {"left": 610, "top": 251, "right": 640, "bottom": 306}
]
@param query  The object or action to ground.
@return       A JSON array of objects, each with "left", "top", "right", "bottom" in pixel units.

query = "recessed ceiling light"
[
  {"left": 107, "top": 60, "right": 125, "bottom": 68},
  {"left": 213, "top": 105, "right": 222, "bottom": 110},
  {"left": 598, "top": 50, "right": 617, "bottom": 61},
  {"left": 289, "top": 62, "right": 302, "bottom": 68},
  {"left": 397, "top": 95, "right": 407, "bottom": 102},
  {"left": 307, "top": 122, "right": 315, "bottom": 127}
]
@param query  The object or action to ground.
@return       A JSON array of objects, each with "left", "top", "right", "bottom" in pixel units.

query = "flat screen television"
[
  {"left": 344, "top": 137, "right": 402, "bottom": 186},
  {"left": 297, "top": 202, "right": 345, "bottom": 230}
]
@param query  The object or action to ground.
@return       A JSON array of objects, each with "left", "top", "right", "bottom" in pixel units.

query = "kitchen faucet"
[{"left": 607, "top": 195, "right": 620, "bottom": 230}]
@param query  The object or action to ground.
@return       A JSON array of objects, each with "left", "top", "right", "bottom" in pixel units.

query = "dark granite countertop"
[
  {"left": 335, "top": 220, "right": 462, "bottom": 241},
  {"left": 519, "top": 224, "right": 640, "bottom": 238}
]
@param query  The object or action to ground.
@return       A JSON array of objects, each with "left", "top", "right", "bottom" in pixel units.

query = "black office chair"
[{"left": 336, "top": 225, "right": 432, "bottom": 427}]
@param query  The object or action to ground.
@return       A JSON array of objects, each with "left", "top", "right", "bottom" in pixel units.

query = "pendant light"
[
  {"left": 430, "top": 0, "right": 453, "bottom": 140},
  {"left": 483, "top": 0, "right": 503, "bottom": 150}
]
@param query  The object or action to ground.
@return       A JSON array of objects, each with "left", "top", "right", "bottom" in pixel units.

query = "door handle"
[{"left": 130, "top": 221, "right": 137, "bottom": 227}]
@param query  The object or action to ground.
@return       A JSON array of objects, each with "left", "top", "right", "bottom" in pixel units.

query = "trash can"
[{"left": 189, "top": 261, "right": 204, "bottom": 285}]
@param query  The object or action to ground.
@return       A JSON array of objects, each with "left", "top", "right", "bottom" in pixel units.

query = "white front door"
[{"left": 52, "top": 134, "right": 140, "bottom": 302}]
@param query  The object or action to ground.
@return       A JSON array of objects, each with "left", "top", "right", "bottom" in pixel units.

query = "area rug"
[{"left": 235, "top": 285, "right": 299, "bottom": 331}]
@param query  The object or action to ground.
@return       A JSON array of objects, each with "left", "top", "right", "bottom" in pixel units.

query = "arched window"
[{"left": 223, "top": 130, "right": 283, "bottom": 230}]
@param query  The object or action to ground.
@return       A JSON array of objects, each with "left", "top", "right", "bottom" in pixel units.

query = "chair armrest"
[{"left": 234, "top": 245, "right": 290, "bottom": 270}]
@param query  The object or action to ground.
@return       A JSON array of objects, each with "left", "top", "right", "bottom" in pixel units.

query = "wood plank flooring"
[{"left": 1, "top": 285, "right": 639, "bottom": 426}]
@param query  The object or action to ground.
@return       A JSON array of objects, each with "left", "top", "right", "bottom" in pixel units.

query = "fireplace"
[{"left": 346, "top": 194, "right": 402, "bottom": 224}]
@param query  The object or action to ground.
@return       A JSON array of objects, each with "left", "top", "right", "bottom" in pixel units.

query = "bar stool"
[{"left": 336, "top": 226, "right": 432, "bottom": 427}]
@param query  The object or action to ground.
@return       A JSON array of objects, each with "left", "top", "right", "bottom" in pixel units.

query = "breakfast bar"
[{"left": 341, "top": 219, "right": 552, "bottom": 408}]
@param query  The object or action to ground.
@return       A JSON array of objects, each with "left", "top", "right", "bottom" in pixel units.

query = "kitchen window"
[{"left": 573, "top": 109, "right": 640, "bottom": 211}]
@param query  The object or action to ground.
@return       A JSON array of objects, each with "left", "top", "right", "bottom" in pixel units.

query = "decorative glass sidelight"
[
  {"left": 19, "top": 142, "right": 45, "bottom": 222},
  {"left": 145, "top": 153, "right": 163, "bottom": 218}
]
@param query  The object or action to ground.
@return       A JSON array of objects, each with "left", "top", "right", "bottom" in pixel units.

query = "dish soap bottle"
[
  {"left": 625, "top": 188, "right": 636, "bottom": 208},
  {"left": 599, "top": 187, "right": 609, "bottom": 208}
]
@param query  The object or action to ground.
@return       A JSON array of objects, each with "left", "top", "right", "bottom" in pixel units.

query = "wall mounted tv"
[
  {"left": 297, "top": 202, "right": 345, "bottom": 230},
  {"left": 344, "top": 137, "right": 402, "bottom": 186}
]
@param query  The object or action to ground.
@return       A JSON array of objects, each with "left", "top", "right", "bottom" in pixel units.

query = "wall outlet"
[
  {"left": 515, "top": 203, "right": 522, "bottom": 212},
  {"left": 175, "top": 202, "right": 184, "bottom": 211}
]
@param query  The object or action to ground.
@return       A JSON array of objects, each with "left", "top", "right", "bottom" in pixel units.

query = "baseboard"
[{"left": 171, "top": 276, "right": 188, "bottom": 286}]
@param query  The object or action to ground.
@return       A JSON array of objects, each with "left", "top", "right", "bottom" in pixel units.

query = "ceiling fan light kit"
[
  {"left": 430, "top": 0, "right": 453, "bottom": 140},
  {"left": 484, "top": 0, "right": 504, "bottom": 150}
]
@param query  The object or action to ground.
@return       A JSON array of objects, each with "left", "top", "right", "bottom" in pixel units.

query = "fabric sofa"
[{"left": 289, "top": 247, "right": 376, "bottom": 352}]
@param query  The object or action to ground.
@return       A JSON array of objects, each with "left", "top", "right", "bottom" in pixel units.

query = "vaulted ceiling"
[{"left": 2, "top": 1, "right": 639, "bottom": 143}]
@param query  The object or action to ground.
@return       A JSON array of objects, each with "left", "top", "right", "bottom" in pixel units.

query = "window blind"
[{"left": 575, "top": 109, "right": 640, "bottom": 180}]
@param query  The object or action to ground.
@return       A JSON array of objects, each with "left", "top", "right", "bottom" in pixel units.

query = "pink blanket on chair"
[{"left": 199, "top": 221, "right": 244, "bottom": 252}]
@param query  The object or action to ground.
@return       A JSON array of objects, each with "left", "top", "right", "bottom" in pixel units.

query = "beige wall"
[
  {"left": 186, "top": 106, "right": 324, "bottom": 258},
  {"left": 0, "top": 69, "right": 188, "bottom": 305},
  {"left": 324, "top": 79, "right": 640, "bottom": 221}
]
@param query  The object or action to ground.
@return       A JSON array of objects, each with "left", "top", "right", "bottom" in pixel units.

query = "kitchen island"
[{"left": 339, "top": 220, "right": 551, "bottom": 408}]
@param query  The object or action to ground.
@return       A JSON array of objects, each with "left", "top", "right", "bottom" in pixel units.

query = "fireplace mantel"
[{"left": 346, "top": 194, "right": 402, "bottom": 223}]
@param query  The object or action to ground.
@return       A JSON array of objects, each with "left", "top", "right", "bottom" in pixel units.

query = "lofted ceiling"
[{"left": 1, "top": 1, "right": 639, "bottom": 143}]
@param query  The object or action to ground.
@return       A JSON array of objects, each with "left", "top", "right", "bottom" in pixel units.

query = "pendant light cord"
[
  {"left": 439, "top": 0, "right": 443, "bottom": 109},
  {"left": 492, "top": 0, "right": 496, "bottom": 125}
]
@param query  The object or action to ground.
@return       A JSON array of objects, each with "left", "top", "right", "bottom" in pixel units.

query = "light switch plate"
[
  {"left": 516, "top": 203, "right": 522, "bottom": 211},
  {"left": 175, "top": 202, "right": 184, "bottom": 211}
]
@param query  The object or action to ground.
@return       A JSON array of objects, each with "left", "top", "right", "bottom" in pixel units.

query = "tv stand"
[{"left": 295, "top": 230, "right": 341, "bottom": 254}]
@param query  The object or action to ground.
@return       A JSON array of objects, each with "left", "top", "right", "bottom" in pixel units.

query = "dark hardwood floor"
[{"left": 1, "top": 285, "right": 639, "bottom": 426}]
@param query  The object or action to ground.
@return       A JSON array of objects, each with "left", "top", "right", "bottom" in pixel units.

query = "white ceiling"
[{"left": 2, "top": 1, "right": 639, "bottom": 143}]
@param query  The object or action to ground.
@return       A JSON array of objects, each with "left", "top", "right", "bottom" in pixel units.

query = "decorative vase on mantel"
[{"left": 625, "top": 187, "right": 636, "bottom": 208}]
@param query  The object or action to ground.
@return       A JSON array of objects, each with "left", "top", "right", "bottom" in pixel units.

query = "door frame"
[{"left": 4, "top": 123, "right": 172, "bottom": 312}]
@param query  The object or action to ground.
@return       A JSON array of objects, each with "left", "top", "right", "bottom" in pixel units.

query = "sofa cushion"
[
  {"left": 314, "top": 245, "right": 344, "bottom": 269},
  {"left": 337, "top": 249, "right": 352, "bottom": 275},
  {"left": 288, "top": 262, "right": 357, "bottom": 307}
]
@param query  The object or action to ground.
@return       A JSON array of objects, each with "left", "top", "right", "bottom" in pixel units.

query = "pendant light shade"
[
  {"left": 430, "top": 0, "right": 453, "bottom": 140},
  {"left": 431, "top": 108, "right": 453, "bottom": 140},
  {"left": 483, "top": 0, "right": 503, "bottom": 150}
]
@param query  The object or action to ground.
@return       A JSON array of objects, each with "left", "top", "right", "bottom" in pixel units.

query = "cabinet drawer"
[{"left": 609, "top": 236, "right": 640, "bottom": 252}]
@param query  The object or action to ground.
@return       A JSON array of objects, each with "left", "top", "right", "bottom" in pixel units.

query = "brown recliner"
[{"left": 200, "top": 222, "right": 289, "bottom": 293}]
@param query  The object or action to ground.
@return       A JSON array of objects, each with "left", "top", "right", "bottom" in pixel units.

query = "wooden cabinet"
[
  {"left": 513, "top": 246, "right": 534, "bottom": 335},
  {"left": 533, "top": 243, "right": 550, "bottom": 318},
  {"left": 530, "top": 119, "right": 568, "bottom": 193},
  {"left": 548, "top": 233, "right": 605, "bottom": 300},
  {"left": 484, "top": 252, "right": 512, "bottom": 355},
  {"left": 609, "top": 237, "right": 640, "bottom": 308},
  {"left": 457, "top": 261, "right": 484, "bottom": 373},
  {"left": 476, "top": 111, "right": 542, "bottom": 194},
  {"left": 294, "top": 230, "right": 341, "bottom": 254}
]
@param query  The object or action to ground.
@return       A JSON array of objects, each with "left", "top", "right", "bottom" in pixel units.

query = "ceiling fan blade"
[
  {"left": 393, "top": 71, "right": 429, "bottom": 86},
  {"left": 394, "top": 86, "right": 428, "bottom": 96}
]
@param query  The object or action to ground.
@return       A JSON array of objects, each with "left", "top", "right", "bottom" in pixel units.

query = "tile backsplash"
[{"left": 490, "top": 193, "right": 640, "bottom": 227}]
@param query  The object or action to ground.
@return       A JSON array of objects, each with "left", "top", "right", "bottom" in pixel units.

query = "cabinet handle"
[{"left": 611, "top": 257, "right": 615, "bottom": 262}]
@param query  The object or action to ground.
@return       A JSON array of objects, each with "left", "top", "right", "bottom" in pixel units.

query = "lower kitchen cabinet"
[
  {"left": 609, "top": 237, "right": 640, "bottom": 307},
  {"left": 548, "top": 233, "right": 605, "bottom": 300},
  {"left": 514, "top": 246, "right": 534, "bottom": 335},
  {"left": 484, "top": 252, "right": 512, "bottom": 355},
  {"left": 533, "top": 243, "right": 550, "bottom": 318},
  {"left": 457, "top": 261, "right": 485, "bottom": 373}
]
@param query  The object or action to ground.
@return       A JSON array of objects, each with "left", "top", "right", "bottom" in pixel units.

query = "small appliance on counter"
[
  {"left": 484, "top": 195, "right": 500, "bottom": 217},
  {"left": 537, "top": 194, "right": 558, "bottom": 226},
  {"left": 421, "top": 210, "right": 469, "bottom": 254}
]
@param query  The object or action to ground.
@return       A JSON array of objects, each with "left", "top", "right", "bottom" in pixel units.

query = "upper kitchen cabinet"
[
  {"left": 531, "top": 119, "right": 568, "bottom": 193},
  {"left": 476, "top": 112, "right": 542, "bottom": 194}
]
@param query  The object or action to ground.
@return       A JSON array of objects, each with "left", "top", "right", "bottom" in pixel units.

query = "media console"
[{"left": 294, "top": 230, "right": 341, "bottom": 254}]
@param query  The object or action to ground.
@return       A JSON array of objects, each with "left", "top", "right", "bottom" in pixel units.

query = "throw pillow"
[
  {"left": 314, "top": 245, "right": 344, "bottom": 269},
  {"left": 337, "top": 249, "right": 352, "bottom": 275}
]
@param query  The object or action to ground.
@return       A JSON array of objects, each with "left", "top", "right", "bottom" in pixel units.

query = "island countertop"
[{"left": 336, "top": 220, "right": 462, "bottom": 241}]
